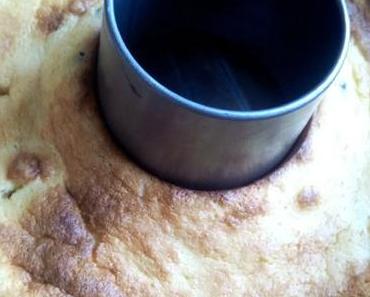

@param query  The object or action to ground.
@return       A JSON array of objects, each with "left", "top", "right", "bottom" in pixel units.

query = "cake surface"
[{"left": 0, "top": 0, "right": 369, "bottom": 296}]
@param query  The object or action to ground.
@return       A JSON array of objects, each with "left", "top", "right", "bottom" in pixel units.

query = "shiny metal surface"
[{"left": 98, "top": 0, "right": 350, "bottom": 190}]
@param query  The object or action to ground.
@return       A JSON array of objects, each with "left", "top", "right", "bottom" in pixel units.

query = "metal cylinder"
[{"left": 98, "top": 0, "right": 350, "bottom": 190}]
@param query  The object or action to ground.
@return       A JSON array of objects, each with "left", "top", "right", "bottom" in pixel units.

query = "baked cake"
[{"left": 0, "top": 0, "right": 369, "bottom": 296}]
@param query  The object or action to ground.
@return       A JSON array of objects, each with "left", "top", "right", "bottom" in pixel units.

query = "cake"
[{"left": 0, "top": 0, "right": 369, "bottom": 296}]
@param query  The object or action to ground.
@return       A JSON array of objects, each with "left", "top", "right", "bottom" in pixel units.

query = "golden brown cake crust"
[{"left": 0, "top": 1, "right": 369, "bottom": 296}]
